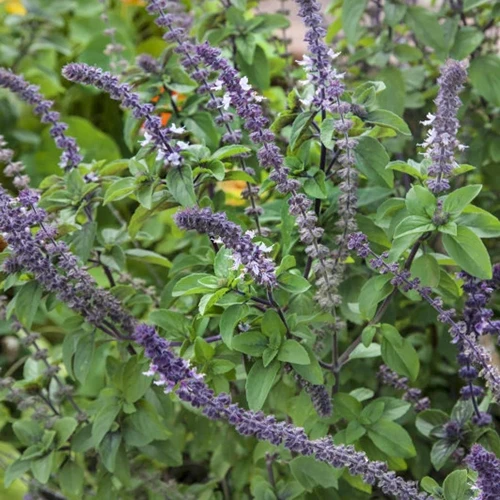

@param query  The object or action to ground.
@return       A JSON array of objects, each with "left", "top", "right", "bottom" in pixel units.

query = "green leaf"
[
  {"left": 237, "top": 45, "right": 270, "bottom": 90},
  {"left": 73, "top": 331, "right": 95, "bottom": 384},
  {"left": 210, "top": 144, "right": 251, "bottom": 160},
  {"left": 368, "top": 419, "right": 416, "bottom": 458},
  {"left": 362, "top": 325, "right": 377, "bottom": 348},
  {"left": 320, "top": 117, "right": 335, "bottom": 150},
  {"left": 378, "top": 398, "right": 411, "bottom": 421},
  {"left": 13, "top": 421, "right": 43, "bottom": 446},
  {"left": 345, "top": 420, "right": 366, "bottom": 444},
  {"left": 303, "top": 170, "right": 327, "bottom": 200},
  {"left": 411, "top": 254, "right": 440, "bottom": 288},
  {"left": 220, "top": 304, "right": 248, "bottom": 348},
  {"left": 355, "top": 136, "right": 393, "bottom": 188},
  {"left": 342, "top": 0, "right": 368, "bottom": 45},
  {"left": 450, "top": 27, "right": 484, "bottom": 60},
  {"left": 380, "top": 324, "right": 420, "bottom": 381},
  {"left": 53, "top": 417, "right": 78, "bottom": 446},
  {"left": 443, "top": 184, "right": 482, "bottom": 217},
  {"left": 15, "top": 281, "right": 42, "bottom": 329},
  {"left": 172, "top": 273, "right": 218, "bottom": 296},
  {"left": 406, "top": 7, "right": 446, "bottom": 51},
  {"left": 103, "top": 177, "right": 135, "bottom": 205},
  {"left": 416, "top": 409, "right": 449, "bottom": 438},
  {"left": 166, "top": 165, "right": 196, "bottom": 207},
  {"left": 421, "top": 476, "right": 442, "bottom": 496},
  {"left": 289, "top": 112, "right": 314, "bottom": 152},
  {"left": 261, "top": 309, "right": 287, "bottom": 338},
  {"left": 289, "top": 456, "right": 341, "bottom": 491},
  {"left": 232, "top": 331, "right": 268, "bottom": 356},
  {"left": 386, "top": 161, "right": 423, "bottom": 179},
  {"left": 456, "top": 205, "right": 500, "bottom": 238},
  {"left": 71, "top": 221, "right": 97, "bottom": 262},
  {"left": 393, "top": 215, "right": 433, "bottom": 239},
  {"left": 92, "top": 399, "right": 121, "bottom": 446},
  {"left": 59, "top": 461, "right": 84, "bottom": 496},
  {"left": 365, "top": 109, "right": 411, "bottom": 136},
  {"left": 277, "top": 340, "right": 310, "bottom": 365},
  {"left": 431, "top": 439, "right": 459, "bottom": 470},
  {"left": 333, "top": 393, "right": 362, "bottom": 421},
  {"left": 463, "top": 0, "right": 489, "bottom": 10},
  {"left": 291, "top": 345, "right": 324, "bottom": 385},
  {"left": 358, "top": 275, "right": 393, "bottom": 321},
  {"left": 359, "top": 400, "right": 385, "bottom": 426},
  {"left": 125, "top": 248, "right": 172, "bottom": 268},
  {"left": 245, "top": 360, "right": 280, "bottom": 411},
  {"left": 31, "top": 452, "right": 54, "bottom": 484},
  {"left": 443, "top": 469, "right": 468, "bottom": 500},
  {"left": 469, "top": 55, "right": 500, "bottom": 106},
  {"left": 442, "top": 226, "right": 492, "bottom": 279},
  {"left": 406, "top": 185, "right": 436, "bottom": 217},
  {"left": 4, "top": 459, "right": 31, "bottom": 488},
  {"left": 99, "top": 432, "right": 122, "bottom": 473},
  {"left": 121, "top": 359, "right": 151, "bottom": 404},
  {"left": 278, "top": 272, "right": 312, "bottom": 294}
]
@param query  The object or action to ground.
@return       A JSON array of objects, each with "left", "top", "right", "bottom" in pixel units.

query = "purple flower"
[
  {"left": 420, "top": 59, "right": 468, "bottom": 193},
  {"left": 174, "top": 207, "right": 276, "bottom": 287},
  {"left": 0, "top": 68, "right": 82, "bottom": 170},
  {"left": 62, "top": 63, "right": 183, "bottom": 170},
  {"left": 350, "top": 233, "right": 500, "bottom": 404},
  {"left": 378, "top": 365, "right": 429, "bottom": 412},
  {"left": 465, "top": 444, "right": 500, "bottom": 499},
  {"left": 0, "top": 189, "right": 134, "bottom": 337},
  {"left": 135, "top": 323, "right": 429, "bottom": 499}
]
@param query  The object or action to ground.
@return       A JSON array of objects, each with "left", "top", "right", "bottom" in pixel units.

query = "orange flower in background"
[
  {"left": 121, "top": 0, "right": 145, "bottom": 5},
  {"left": 1, "top": 0, "right": 27, "bottom": 15},
  {"left": 218, "top": 180, "right": 247, "bottom": 206}
]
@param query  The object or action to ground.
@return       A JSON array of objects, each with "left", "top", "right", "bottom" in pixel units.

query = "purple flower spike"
[
  {"left": 420, "top": 59, "right": 468, "bottom": 193},
  {"left": 174, "top": 206, "right": 276, "bottom": 288},
  {"left": 0, "top": 68, "right": 82, "bottom": 170},
  {"left": 135, "top": 323, "right": 429, "bottom": 499},
  {"left": 62, "top": 63, "right": 184, "bottom": 170},
  {"left": 465, "top": 444, "right": 500, "bottom": 499}
]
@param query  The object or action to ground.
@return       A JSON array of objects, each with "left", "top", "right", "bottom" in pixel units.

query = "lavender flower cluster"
[
  {"left": 0, "top": 135, "right": 31, "bottom": 190},
  {"left": 378, "top": 365, "right": 430, "bottom": 412},
  {"left": 465, "top": 444, "right": 500, "bottom": 499},
  {"left": 62, "top": 63, "right": 185, "bottom": 170},
  {"left": 0, "top": 68, "right": 81, "bottom": 170},
  {"left": 144, "top": 0, "right": 340, "bottom": 311},
  {"left": 348, "top": 232, "right": 500, "bottom": 414},
  {"left": 0, "top": 189, "right": 429, "bottom": 498},
  {"left": 174, "top": 206, "right": 276, "bottom": 287},
  {"left": 0, "top": 188, "right": 134, "bottom": 337},
  {"left": 135, "top": 323, "right": 429, "bottom": 500},
  {"left": 420, "top": 59, "right": 468, "bottom": 193}
]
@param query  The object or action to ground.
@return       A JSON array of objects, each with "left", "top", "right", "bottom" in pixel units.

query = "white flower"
[
  {"left": 222, "top": 93, "right": 232, "bottom": 110},
  {"left": 245, "top": 230, "right": 256, "bottom": 239},
  {"left": 421, "top": 113, "right": 436, "bottom": 126},
  {"left": 328, "top": 49, "right": 341, "bottom": 60},
  {"left": 239, "top": 76, "right": 252, "bottom": 91},
  {"left": 169, "top": 124, "right": 185, "bottom": 135},
  {"left": 258, "top": 242, "right": 273, "bottom": 254},
  {"left": 300, "top": 96, "right": 314, "bottom": 107},
  {"left": 253, "top": 94, "right": 265, "bottom": 103},
  {"left": 211, "top": 79, "right": 223, "bottom": 91},
  {"left": 140, "top": 132, "right": 153, "bottom": 147},
  {"left": 296, "top": 55, "right": 312, "bottom": 67},
  {"left": 176, "top": 141, "right": 190, "bottom": 150},
  {"left": 156, "top": 149, "right": 166, "bottom": 162},
  {"left": 167, "top": 152, "right": 182, "bottom": 167}
]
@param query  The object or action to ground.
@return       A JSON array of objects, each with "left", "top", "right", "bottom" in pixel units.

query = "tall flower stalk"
[
  {"left": 420, "top": 59, "right": 468, "bottom": 193},
  {"left": 0, "top": 189, "right": 429, "bottom": 499},
  {"left": 143, "top": 0, "right": 338, "bottom": 314},
  {"left": 0, "top": 68, "right": 82, "bottom": 170},
  {"left": 348, "top": 232, "right": 500, "bottom": 404}
]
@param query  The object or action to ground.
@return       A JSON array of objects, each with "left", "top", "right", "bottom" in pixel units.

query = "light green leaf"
[
  {"left": 355, "top": 136, "right": 393, "bottom": 188},
  {"left": 368, "top": 419, "right": 416, "bottom": 458},
  {"left": 442, "top": 226, "right": 492, "bottom": 279},
  {"left": 246, "top": 360, "right": 280, "bottom": 411},
  {"left": 166, "top": 165, "right": 196, "bottom": 207},
  {"left": 125, "top": 249, "right": 172, "bottom": 268},
  {"left": 277, "top": 339, "right": 310, "bottom": 365},
  {"left": 342, "top": 0, "right": 369, "bottom": 45},
  {"left": 380, "top": 324, "right": 420, "bottom": 381},
  {"left": 443, "top": 184, "right": 482, "bottom": 217},
  {"left": 365, "top": 109, "right": 411, "bottom": 136}
]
